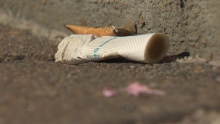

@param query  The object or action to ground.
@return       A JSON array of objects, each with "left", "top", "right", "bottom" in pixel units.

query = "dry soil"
[{"left": 0, "top": 24, "right": 220, "bottom": 124}]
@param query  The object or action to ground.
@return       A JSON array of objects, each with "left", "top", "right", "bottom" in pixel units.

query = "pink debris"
[
  {"left": 125, "top": 82, "right": 166, "bottom": 96},
  {"left": 102, "top": 82, "right": 166, "bottom": 97},
  {"left": 102, "top": 88, "right": 118, "bottom": 97}
]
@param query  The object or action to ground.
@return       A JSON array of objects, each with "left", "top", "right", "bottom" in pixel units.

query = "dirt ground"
[{"left": 0, "top": 24, "right": 220, "bottom": 124}]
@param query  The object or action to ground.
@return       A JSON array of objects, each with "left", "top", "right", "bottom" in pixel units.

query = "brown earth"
[
  {"left": 0, "top": 24, "right": 220, "bottom": 124},
  {"left": 1, "top": 0, "right": 220, "bottom": 60}
]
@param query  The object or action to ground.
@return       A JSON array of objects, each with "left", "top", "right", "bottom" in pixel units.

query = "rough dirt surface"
[
  {"left": 1, "top": 0, "right": 220, "bottom": 60},
  {"left": 0, "top": 24, "right": 220, "bottom": 124}
]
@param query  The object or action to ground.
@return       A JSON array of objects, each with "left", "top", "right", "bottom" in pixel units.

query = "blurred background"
[{"left": 0, "top": 0, "right": 220, "bottom": 60}]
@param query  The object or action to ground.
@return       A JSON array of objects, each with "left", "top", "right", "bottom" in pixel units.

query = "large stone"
[{"left": 0, "top": 0, "right": 219, "bottom": 60}]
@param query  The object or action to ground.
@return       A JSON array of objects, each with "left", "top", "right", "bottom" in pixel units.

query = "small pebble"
[
  {"left": 194, "top": 66, "right": 203, "bottom": 73},
  {"left": 216, "top": 76, "right": 220, "bottom": 82}
]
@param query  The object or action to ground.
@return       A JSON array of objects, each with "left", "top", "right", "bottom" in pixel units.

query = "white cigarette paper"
[{"left": 55, "top": 33, "right": 170, "bottom": 64}]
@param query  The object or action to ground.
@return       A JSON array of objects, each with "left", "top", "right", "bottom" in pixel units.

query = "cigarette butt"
[
  {"left": 64, "top": 25, "right": 135, "bottom": 37},
  {"left": 113, "top": 27, "right": 136, "bottom": 36},
  {"left": 55, "top": 33, "right": 170, "bottom": 64},
  {"left": 64, "top": 25, "right": 116, "bottom": 37}
]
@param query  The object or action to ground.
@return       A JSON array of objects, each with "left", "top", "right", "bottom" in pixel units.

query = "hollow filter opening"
[{"left": 145, "top": 34, "right": 170, "bottom": 63}]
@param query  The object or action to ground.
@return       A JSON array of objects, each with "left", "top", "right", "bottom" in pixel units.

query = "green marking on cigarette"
[{"left": 93, "top": 37, "right": 117, "bottom": 58}]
